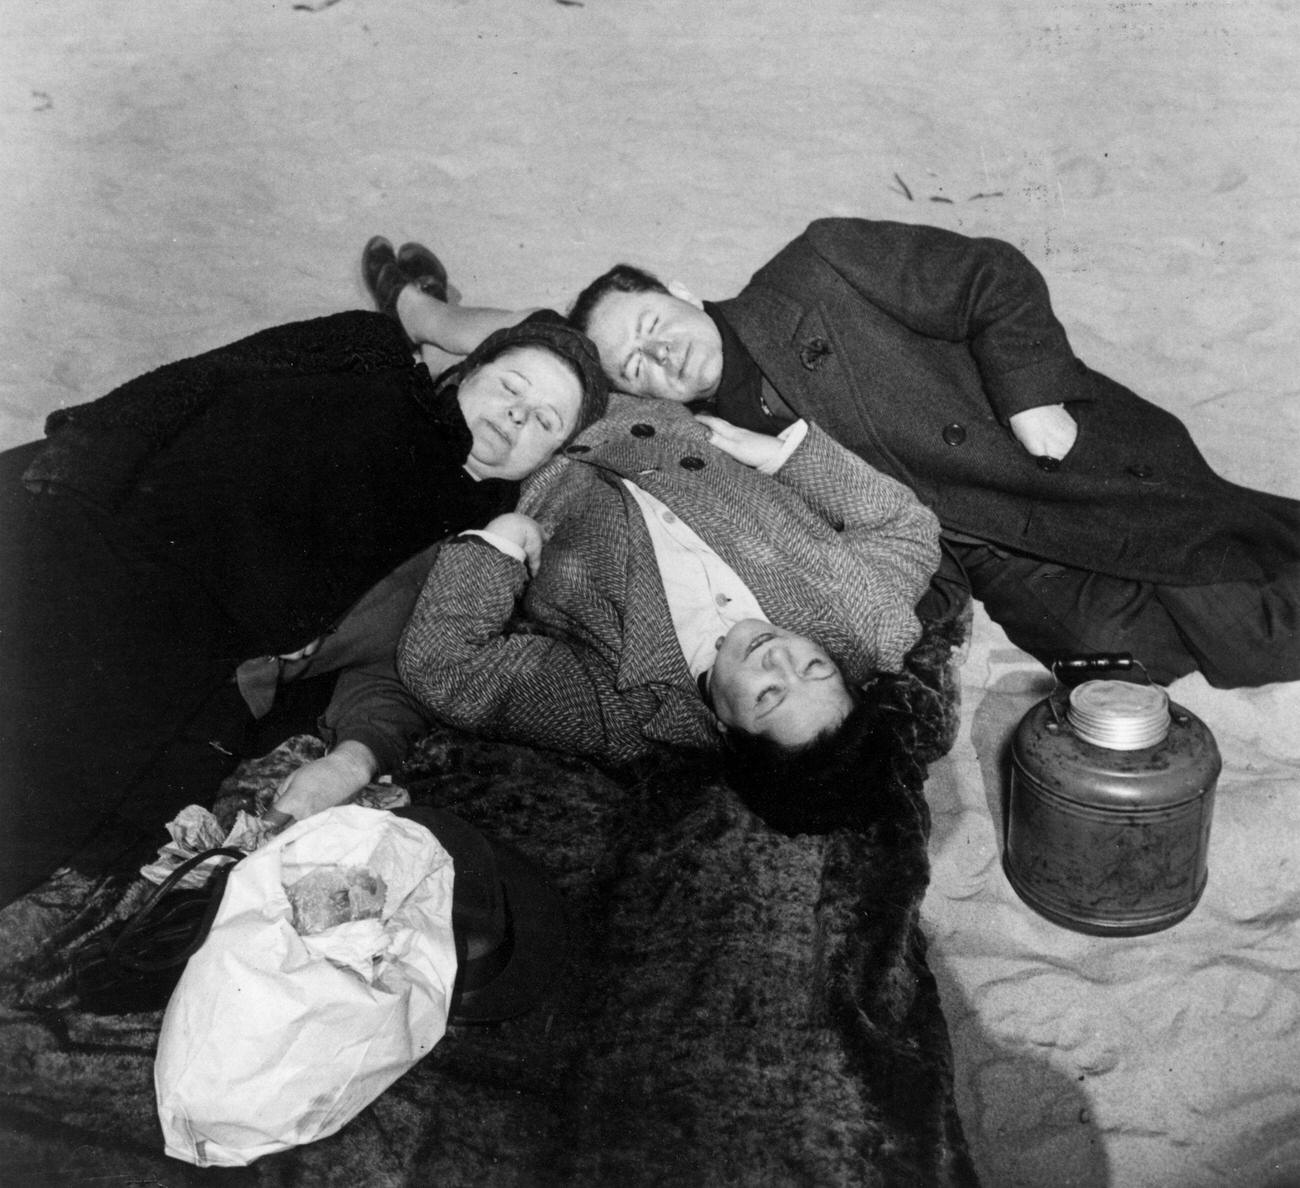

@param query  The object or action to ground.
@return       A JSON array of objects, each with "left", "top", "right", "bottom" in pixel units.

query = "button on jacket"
[
  {"left": 714, "top": 219, "right": 1299, "bottom": 586},
  {"left": 398, "top": 396, "right": 940, "bottom": 767}
]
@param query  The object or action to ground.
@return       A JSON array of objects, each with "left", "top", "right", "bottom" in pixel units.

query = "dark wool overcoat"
[
  {"left": 0, "top": 312, "right": 514, "bottom": 904},
  {"left": 715, "top": 218, "right": 1300, "bottom": 586},
  {"left": 18, "top": 310, "right": 515, "bottom": 657}
]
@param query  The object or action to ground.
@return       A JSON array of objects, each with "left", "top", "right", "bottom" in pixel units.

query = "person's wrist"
[
  {"left": 461, "top": 527, "right": 528, "bottom": 563},
  {"left": 262, "top": 807, "right": 295, "bottom": 833},
  {"left": 329, "top": 740, "right": 379, "bottom": 783}
]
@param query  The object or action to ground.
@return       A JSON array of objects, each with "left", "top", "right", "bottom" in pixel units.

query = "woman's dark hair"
[
  {"left": 568, "top": 264, "right": 671, "bottom": 335},
  {"left": 721, "top": 683, "right": 906, "bottom": 836}
]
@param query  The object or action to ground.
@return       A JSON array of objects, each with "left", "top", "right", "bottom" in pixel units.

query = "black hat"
[
  {"left": 454, "top": 309, "right": 609, "bottom": 441},
  {"left": 393, "top": 804, "right": 569, "bottom": 1025}
]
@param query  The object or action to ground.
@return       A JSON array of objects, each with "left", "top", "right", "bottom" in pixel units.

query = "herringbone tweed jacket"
[{"left": 397, "top": 396, "right": 939, "bottom": 766}]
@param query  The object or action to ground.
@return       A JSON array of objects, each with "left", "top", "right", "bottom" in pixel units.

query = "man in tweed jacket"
[{"left": 397, "top": 395, "right": 939, "bottom": 767}]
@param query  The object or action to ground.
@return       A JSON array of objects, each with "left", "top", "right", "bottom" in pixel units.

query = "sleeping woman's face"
[{"left": 458, "top": 346, "right": 584, "bottom": 481}]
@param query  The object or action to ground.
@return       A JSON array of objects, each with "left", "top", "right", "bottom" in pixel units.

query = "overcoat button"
[
  {"left": 680, "top": 456, "right": 706, "bottom": 471},
  {"left": 798, "top": 337, "right": 832, "bottom": 370},
  {"left": 630, "top": 423, "right": 656, "bottom": 438},
  {"left": 566, "top": 444, "right": 591, "bottom": 455},
  {"left": 1128, "top": 464, "right": 1154, "bottom": 480},
  {"left": 941, "top": 422, "right": 967, "bottom": 446}
]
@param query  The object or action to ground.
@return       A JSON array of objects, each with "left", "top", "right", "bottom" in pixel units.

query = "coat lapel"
[
  {"left": 715, "top": 284, "right": 915, "bottom": 497},
  {"left": 612, "top": 483, "right": 719, "bottom": 749}
]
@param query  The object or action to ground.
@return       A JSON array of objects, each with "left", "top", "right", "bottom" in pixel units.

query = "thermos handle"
[
  {"left": 1050, "top": 653, "right": 1134, "bottom": 675},
  {"left": 1046, "top": 653, "right": 1153, "bottom": 727}
]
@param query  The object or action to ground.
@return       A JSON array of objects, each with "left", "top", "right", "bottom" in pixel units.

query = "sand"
[{"left": 2, "top": 1, "right": 1297, "bottom": 1184}]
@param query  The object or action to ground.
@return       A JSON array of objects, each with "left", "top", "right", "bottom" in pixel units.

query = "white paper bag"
[{"left": 154, "top": 805, "right": 457, "bottom": 1167}]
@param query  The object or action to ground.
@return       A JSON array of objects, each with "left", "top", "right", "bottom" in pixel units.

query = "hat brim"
[
  {"left": 393, "top": 804, "right": 570, "bottom": 1026},
  {"left": 450, "top": 836, "right": 570, "bottom": 1025}
]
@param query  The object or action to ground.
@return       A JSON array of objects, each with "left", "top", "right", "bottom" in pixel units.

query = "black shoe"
[
  {"left": 397, "top": 241, "right": 449, "bottom": 304},
  {"left": 362, "top": 235, "right": 408, "bottom": 320}
]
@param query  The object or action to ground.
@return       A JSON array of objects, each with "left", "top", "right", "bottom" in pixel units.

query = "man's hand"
[
  {"left": 1008, "top": 404, "right": 1078, "bottom": 461},
  {"left": 270, "top": 740, "right": 379, "bottom": 825},
  {"left": 695, "top": 414, "right": 784, "bottom": 470},
  {"left": 483, "top": 512, "right": 545, "bottom": 574}
]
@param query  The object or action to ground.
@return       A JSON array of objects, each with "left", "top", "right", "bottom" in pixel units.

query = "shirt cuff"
[
  {"left": 758, "top": 419, "right": 809, "bottom": 474},
  {"left": 459, "top": 528, "right": 528, "bottom": 564}
]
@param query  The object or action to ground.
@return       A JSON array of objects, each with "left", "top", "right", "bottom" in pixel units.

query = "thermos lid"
[{"left": 1067, "top": 680, "right": 1170, "bottom": 750}]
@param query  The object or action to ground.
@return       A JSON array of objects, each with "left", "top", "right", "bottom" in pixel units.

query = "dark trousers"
[{"left": 935, "top": 534, "right": 1300, "bottom": 687}]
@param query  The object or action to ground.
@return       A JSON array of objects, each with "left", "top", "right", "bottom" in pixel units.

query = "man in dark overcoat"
[{"left": 567, "top": 218, "right": 1299, "bottom": 687}]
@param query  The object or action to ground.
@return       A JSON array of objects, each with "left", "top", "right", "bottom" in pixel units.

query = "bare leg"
[{"left": 395, "top": 285, "right": 540, "bottom": 357}]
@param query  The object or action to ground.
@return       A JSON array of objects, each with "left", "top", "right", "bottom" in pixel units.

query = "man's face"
[
  {"left": 584, "top": 285, "right": 724, "bottom": 403},
  {"left": 707, "top": 619, "right": 855, "bottom": 748}
]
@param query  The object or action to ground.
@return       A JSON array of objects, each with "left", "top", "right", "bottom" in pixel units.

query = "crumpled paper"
[
  {"left": 142, "top": 783, "right": 411, "bottom": 888},
  {"left": 301, "top": 917, "right": 392, "bottom": 984}
]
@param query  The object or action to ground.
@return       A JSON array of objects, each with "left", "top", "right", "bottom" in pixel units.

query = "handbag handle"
[{"left": 113, "top": 846, "right": 247, "bottom": 973}]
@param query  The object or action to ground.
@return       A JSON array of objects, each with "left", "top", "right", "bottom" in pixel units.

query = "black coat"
[
  {"left": 22, "top": 310, "right": 515, "bottom": 656},
  {"left": 0, "top": 311, "right": 513, "bottom": 904},
  {"left": 716, "top": 218, "right": 1299, "bottom": 586}
]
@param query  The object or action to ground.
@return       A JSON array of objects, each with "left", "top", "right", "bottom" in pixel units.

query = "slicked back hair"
[{"left": 568, "top": 264, "right": 672, "bottom": 336}]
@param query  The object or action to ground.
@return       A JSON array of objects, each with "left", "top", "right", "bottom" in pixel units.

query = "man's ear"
[{"left": 666, "top": 280, "right": 705, "bottom": 310}]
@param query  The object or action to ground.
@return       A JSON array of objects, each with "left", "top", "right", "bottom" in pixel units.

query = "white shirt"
[{"left": 621, "top": 480, "right": 768, "bottom": 679}]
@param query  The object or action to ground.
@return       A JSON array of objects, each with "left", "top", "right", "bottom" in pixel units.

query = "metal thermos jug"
[{"left": 1004, "top": 656, "right": 1220, "bottom": 936}]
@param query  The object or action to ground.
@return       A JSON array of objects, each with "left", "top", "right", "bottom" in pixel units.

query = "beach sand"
[{"left": 2, "top": 2, "right": 1297, "bottom": 1184}]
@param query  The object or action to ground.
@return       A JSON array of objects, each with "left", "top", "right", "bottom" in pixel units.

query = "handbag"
[{"left": 72, "top": 846, "right": 246, "bottom": 1014}]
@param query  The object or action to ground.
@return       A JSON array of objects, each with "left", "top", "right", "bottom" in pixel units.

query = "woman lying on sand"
[{"left": 0, "top": 264, "right": 607, "bottom": 906}]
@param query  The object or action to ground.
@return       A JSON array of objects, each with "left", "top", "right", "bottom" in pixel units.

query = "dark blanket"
[{"left": 0, "top": 613, "right": 978, "bottom": 1186}]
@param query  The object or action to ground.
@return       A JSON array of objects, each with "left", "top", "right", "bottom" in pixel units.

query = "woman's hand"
[
  {"left": 269, "top": 740, "right": 379, "bottom": 828},
  {"left": 1009, "top": 403, "right": 1078, "bottom": 462},
  {"left": 695, "top": 414, "right": 784, "bottom": 470},
  {"left": 484, "top": 512, "right": 545, "bottom": 574}
]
